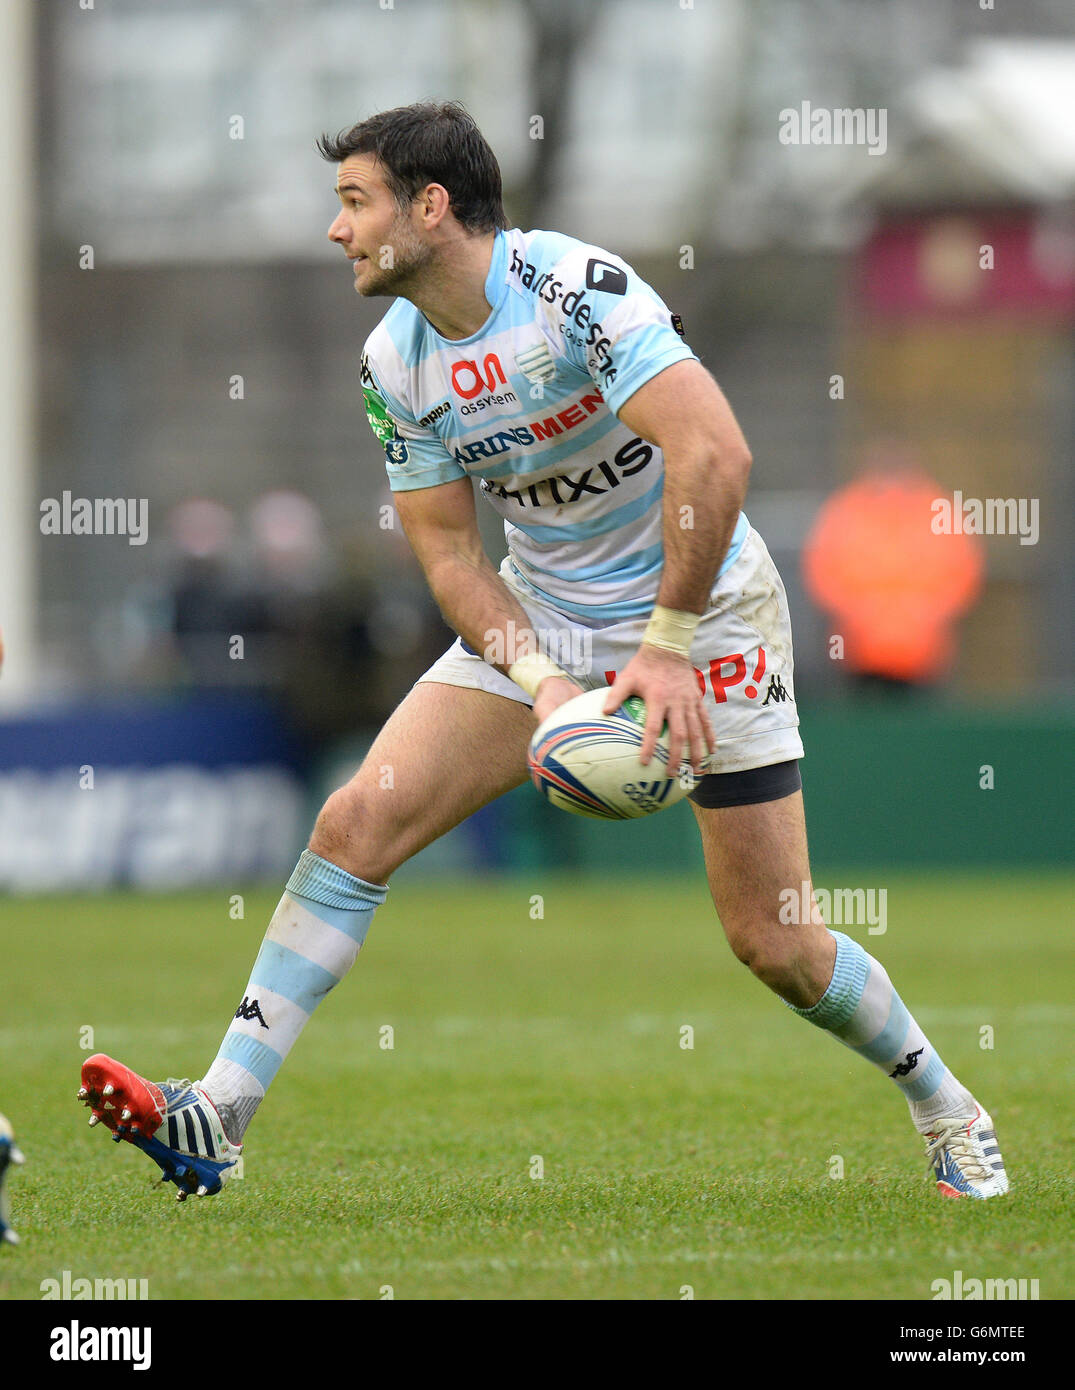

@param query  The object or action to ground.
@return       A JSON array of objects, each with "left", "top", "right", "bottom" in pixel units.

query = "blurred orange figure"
[{"left": 802, "top": 463, "right": 984, "bottom": 685}]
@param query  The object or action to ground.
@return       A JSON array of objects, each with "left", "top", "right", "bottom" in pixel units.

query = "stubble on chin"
[
  {"left": 356, "top": 266, "right": 414, "bottom": 298},
  {"left": 356, "top": 226, "right": 433, "bottom": 299}
]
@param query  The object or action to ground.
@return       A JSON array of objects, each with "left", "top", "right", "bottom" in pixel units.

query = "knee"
[
  {"left": 312, "top": 784, "right": 358, "bottom": 848},
  {"left": 727, "top": 918, "right": 836, "bottom": 1004},
  {"left": 728, "top": 925, "right": 808, "bottom": 993},
  {"left": 309, "top": 782, "right": 387, "bottom": 882}
]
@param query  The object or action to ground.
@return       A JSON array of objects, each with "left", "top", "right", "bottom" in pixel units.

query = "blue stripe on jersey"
[
  {"left": 386, "top": 457, "right": 466, "bottom": 491},
  {"left": 528, "top": 540, "right": 665, "bottom": 583},
  {"left": 514, "top": 517, "right": 748, "bottom": 617},
  {"left": 460, "top": 408, "right": 627, "bottom": 480},
  {"left": 509, "top": 564, "right": 663, "bottom": 620},
  {"left": 506, "top": 474, "right": 664, "bottom": 543},
  {"left": 527, "top": 517, "right": 748, "bottom": 587}
]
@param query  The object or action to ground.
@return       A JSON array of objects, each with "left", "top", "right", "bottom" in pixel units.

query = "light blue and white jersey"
[{"left": 361, "top": 226, "right": 748, "bottom": 623}]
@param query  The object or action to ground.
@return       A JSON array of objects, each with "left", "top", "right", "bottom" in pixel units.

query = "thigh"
[
  {"left": 691, "top": 792, "right": 835, "bottom": 999},
  {"left": 310, "top": 680, "right": 535, "bottom": 882}
]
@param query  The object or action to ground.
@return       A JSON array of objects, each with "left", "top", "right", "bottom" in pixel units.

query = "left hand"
[
  {"left": 532, "top": 673, "right": 585, "bottom": 728},
  {"left": 603, "top": 644, "right": 715, "bottom": 775}
]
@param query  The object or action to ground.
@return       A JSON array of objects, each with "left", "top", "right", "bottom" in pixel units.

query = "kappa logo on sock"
[
  {"left": 889, "top": 1047, "right": 925, "bottom": 1079},
  {"left": 235, "top": 996, "right": 269, "bottom": 1030}
]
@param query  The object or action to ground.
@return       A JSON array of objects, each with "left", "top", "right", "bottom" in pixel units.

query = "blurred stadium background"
[{"left": 2, "top": 0, "right": 1073, "bottom": 889}]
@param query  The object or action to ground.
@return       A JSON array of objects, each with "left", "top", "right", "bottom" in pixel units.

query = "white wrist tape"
[
  {"left": 508, "top": 651, "right": 568, "bottom": 698},
  {"left": 642, "top": 605, "right": 701, "bottom": 658}
]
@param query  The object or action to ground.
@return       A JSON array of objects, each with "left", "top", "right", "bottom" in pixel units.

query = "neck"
[{"left": 404, "top": 230, "right": 499, "bottom": 340}]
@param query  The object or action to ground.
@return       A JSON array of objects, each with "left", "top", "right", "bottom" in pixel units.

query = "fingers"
[
  {"left": 639, "top": 703, "right": 665, "bottom": 766},
  {"left": 601, "top": 674, "right": 631, "bottom": 716},
  {"left": 659, "top": 710, "right": 697, "bottom": 774},
  {"left": 604, "top": 650, "right": 717, "bottom": 773},
  {"left": 533, "top": 675, "right": 584, "bottom": 726},
  {"left": 645, "top": 701, "right": 715, "bottom": 773}
]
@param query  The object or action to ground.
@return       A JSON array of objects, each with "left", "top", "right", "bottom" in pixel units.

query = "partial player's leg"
[
  {"left": 303, "top": 679, "right": 535, "bottom": 883},
  {"left": 690, "top": 788, "right": 835, "bottom": 1007},
  {"left": 78, "top": 681, "right": 536, "bottom": 1197},
  {"left": 691, "top": 788, "right": 1008, "bottom": 1198}
]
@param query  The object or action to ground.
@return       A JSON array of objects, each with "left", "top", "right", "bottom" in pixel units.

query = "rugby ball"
[{"left": 528, "top": 687, "right": 697, "bottom": 820}]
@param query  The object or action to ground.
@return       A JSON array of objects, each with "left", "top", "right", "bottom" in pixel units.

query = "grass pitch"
[{"left": 1, "top": 871, "right": 1071, "bottom": 1301}]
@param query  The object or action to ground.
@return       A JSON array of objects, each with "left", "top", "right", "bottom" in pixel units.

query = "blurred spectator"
[
  {"left": 802, "top": 449, "right": 985, "bottom": 689},
  {"left": 168, "top": 499, "right": 244, "bottom": 659}
]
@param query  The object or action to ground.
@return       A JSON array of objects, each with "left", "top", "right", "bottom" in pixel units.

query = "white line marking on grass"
[
  {"left": 916, "top": 1006, "right": 1075, "bottom": 1025},
  {"left": 386, "top": 1245, "right": 900, "bottom": 1278}
]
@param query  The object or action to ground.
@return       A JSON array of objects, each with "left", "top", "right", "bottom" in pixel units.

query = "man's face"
[{"left": 327, "top": 153, "right": 433, "bottom": 296}]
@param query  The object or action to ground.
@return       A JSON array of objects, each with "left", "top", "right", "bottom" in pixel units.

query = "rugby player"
[{"left": 78, "top": 102, "right": 1007, "bottom": 1202}]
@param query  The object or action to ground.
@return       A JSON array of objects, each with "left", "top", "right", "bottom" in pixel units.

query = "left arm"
[{"left": 607, "top": 357, "right": 751, "bottom": 773}]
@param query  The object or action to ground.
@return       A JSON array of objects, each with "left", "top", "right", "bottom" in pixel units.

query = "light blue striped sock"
[
  {"left": 201, "top": 850, "right": 387, "bottom": 1141},
  {"left": 788, "top": 931, "right": 974, "bottom": 1131}
]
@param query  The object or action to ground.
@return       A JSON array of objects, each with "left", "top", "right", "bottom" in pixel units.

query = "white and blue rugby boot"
[
  {"left": 924, "top": 1104, "right": 1008, "bottom": 1200},
  {"left": 79, "top": 1054, "right": 241, "bottom": 1201}
]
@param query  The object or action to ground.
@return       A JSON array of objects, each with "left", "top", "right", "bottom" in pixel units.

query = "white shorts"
[{"left": 416, "top": 527, "right": 804, "bottom": 776}]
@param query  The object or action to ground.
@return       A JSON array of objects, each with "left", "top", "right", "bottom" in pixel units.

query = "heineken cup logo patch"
[{"left": 363, "top": 388, "right": 397, "bottom": 448}]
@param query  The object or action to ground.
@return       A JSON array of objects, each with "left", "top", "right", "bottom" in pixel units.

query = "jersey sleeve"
[
  {"left": 361, "top": 348, "right": 465, "bottom": 492},
  {"left": 541, "top": 244, "right": 698, "bottom": 417}
]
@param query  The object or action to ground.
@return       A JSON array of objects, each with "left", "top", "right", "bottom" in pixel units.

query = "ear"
[{"left": 416, "top": 182, "right": 452, "bottom": 230}]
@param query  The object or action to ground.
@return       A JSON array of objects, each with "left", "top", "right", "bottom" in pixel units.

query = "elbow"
[{"left": 719, "top": 442, "right": 752, "bottom": 505}]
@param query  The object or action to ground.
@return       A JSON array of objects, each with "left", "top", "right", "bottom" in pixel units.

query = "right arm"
[{"left": 393, "top": 477, "right": 580, "bottom": 714}]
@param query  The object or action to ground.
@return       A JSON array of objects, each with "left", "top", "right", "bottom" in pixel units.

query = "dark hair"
[{"left": 318, "top": 101, "right": 508, "bottom": 234}]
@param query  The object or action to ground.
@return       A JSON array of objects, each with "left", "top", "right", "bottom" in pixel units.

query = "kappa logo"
[
  {"left": 761, "top": 675, "right": 789, "bottom": 706},
  {"left": 417, "top": 399, "right": 451, "bottom": 428},
  {"left": 585, "top": 258, "right": 628, "bottom": 296},
  {"left": 235, "top": 996, "right": 269, "bottom": 1029},
  {"left": 889, "top": 1047, "right": 925, "bottom": 1079}
]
